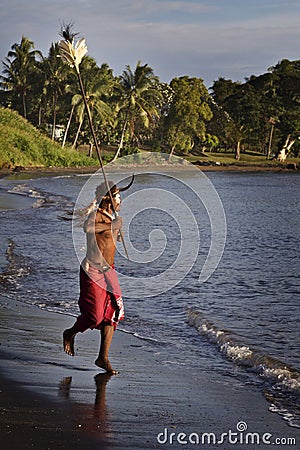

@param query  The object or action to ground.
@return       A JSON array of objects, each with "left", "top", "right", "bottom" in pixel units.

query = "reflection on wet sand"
[{"left": 58, "top": 373, "right": 114, "bottom": 445}]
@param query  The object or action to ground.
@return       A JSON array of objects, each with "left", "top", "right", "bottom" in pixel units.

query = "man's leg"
[
  {"left": 63, "top": 324, "right": 79, "bottom": 356},
  {"left": 95, "top": 324, "right": 118, "bottom": 374}
]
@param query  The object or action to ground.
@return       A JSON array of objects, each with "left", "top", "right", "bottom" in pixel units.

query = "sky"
[{"left": 1, "top": 0, "right": 300, "bottom": 88}]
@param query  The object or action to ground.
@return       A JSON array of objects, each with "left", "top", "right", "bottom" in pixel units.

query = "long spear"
[{"left": 58, "top": 25, "right": 129, "bottom": 259}]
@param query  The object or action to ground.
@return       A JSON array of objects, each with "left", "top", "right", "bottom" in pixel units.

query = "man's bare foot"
[
  {"left": 63, "top": 329, "right": 75, "bottom": 356},
  {"left": 95, "top": 356, "right": 119, "bottom": 375}
]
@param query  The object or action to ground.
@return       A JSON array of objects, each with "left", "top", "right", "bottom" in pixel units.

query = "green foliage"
[
  {"left": 162, "top": 76, "right": 212, "bottom": 154},
  {"left": 211, "top": 60, "right": 300, "bottom": 158},
  {"left": 204, "top": 133, "right": 219, "bottom": 150},
  {"left": 0, "top": 107, "right": 92, "bottom": 168},
  {"left": 1, "top": 34, "right": 300, "bottom": 162}
]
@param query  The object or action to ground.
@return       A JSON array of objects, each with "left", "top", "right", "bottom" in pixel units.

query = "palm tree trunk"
[
  {"left": 73, "top": 120, "right": 83, "bottom": 148},
  {"left": 22, "top": 93, "right": 27, "bottom": 119},
  {"left": 169, "top": 127, "right": 179, "bottom": 161},
  {"left": 267, "top": 123, "right": 275, "bottom": 159},
  {"left": 62, "top": 105, "right": 75, "bottom": 148},
  {"left": 112, "top": 120, "right": 127, "bottom": 161},
  {"left": 112, "top": 106, "right": 130, "bottom": 162},
  {"left": 38, "top": 104, "right": 42, "bottom": 127},
  {"left": 169, "top": 144, "right": 176, "bottom": 162},
  {"left": 51, "top": 95, "right": 57, "bottom": 141},
  {"left": 89, "top": 141, "right": 93, "bottom": 157},
  {"left": 235, "top": 140, "right": 241, "bottom": 160}
]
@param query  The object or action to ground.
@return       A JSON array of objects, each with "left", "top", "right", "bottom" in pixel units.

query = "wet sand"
[{"left": 0, "top": 297, "right": 299, "bottom": 449}]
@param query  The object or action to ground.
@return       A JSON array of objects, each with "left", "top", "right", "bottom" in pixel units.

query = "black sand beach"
[{"left": 0, "top": 297, "right": 299, "bottom": 449}]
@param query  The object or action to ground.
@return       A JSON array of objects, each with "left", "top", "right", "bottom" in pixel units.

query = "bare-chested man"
[{"left": 63, "top": 179, "right": 130, "bottom": 375}]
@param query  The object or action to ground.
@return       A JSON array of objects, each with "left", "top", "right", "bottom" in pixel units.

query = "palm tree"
[
  {"left": 69, "top": 57, "right": 113, "bottom": 149},
  {"left": 112, "top": 61, "right": 161, "bottom": 161},
  {"left": 42, "top": 43, "right": 70, "bottom": 140},
  {"left": 1, "top": 36, "right": 41, "bottom": 118}
]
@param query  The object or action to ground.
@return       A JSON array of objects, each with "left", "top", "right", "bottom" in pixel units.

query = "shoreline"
[
  {"left": 0, "top": 161, "right": 299, "bottom": 180},
  {"left": 0, "top": 297, "right": 299, "bottom": 449}
]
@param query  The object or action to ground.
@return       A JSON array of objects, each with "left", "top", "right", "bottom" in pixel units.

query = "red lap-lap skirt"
[{"left": 74, "top": 265, "right": 124, "bottom": 332}]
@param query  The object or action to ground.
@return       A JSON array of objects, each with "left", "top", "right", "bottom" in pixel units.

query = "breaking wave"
[
  {"left": 0, "top": 239, "right": 32, "bottom": 291},
  {"left": 187, "top": 307, "right": 300, "bottom": 428},
  {"left": 8, "top": 184, "right": 74, "bottom": 212}
]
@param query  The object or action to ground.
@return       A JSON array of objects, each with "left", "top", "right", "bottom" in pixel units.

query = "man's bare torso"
[{"left": 84, "top": 209, "right": 121, "bottom": 269}]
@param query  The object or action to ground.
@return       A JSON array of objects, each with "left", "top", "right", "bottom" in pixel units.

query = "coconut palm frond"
[{"left": 59, "top": 22, "right": 79, "bottom": 43}]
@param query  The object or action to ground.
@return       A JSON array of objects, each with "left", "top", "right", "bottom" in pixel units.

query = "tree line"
[{"left": 1, "top": 35, "right": 299, "bottom": 162}]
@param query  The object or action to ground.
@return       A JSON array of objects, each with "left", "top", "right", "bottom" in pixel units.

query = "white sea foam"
[
  {"left": 9, "top": 185, "right": 44, "bottom": 199},
  {"left": 186, "top": 307, "right": 300, "bottom": 427},
  {"left": 262, "top": 367, "right": 300, "bottom": 390},
  {"left": 221, "top": 343, "right": 253, "bottom": 363}
]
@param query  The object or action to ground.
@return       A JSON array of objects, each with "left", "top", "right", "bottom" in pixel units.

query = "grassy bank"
[
  {"left": 186, "top": 151, "right": 300, "bottom": 167},
  {"left": 0, "top": 108, "right": 93, "bottom": 169}
]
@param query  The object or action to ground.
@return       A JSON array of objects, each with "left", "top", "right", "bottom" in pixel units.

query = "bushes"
[{"left": 0, "top": 108, "right": 93, "bottom": 168}]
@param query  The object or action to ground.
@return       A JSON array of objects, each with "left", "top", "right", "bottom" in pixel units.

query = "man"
[{"left": 63, "top": 179, "right": 131, "bottom": 375}]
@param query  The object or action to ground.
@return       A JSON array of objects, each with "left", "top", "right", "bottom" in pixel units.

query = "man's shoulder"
[{"left": 95, "top": 209, "right": 113, "bottom": 223}]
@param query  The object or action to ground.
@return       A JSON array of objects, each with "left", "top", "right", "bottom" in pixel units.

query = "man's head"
[
  {"left": 96, "top": 181, "right": 121, "bottom": 211},
  {"left": 95, "top": 175, "right": 134, "bottom": 212}
]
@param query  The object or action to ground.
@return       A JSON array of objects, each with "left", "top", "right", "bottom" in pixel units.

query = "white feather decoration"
[{"left": 58, "top": 38, "right": 88, "bottom": 70}]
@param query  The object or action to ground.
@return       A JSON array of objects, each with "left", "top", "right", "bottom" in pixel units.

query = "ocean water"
[{"left": 0, "top": 168, "right": 299, "bottom": 428}]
